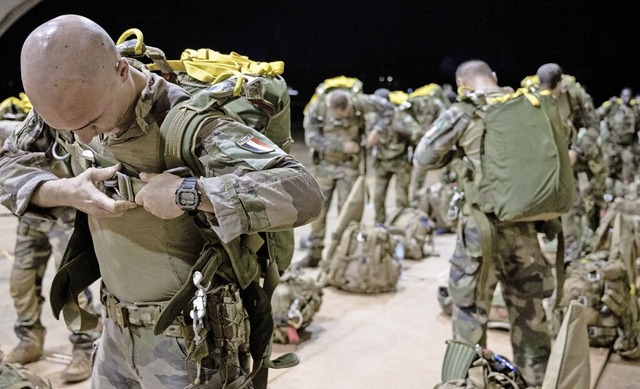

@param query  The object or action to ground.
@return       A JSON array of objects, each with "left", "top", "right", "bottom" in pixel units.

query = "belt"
[{"left": 101, "top": 289, "right": 187, "bottom": 337}]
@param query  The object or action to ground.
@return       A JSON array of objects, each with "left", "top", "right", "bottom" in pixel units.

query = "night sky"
[{"left": 1, "top": 0, "right": 639, "bottom": 127}]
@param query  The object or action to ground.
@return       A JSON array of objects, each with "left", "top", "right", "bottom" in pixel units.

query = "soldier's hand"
[
  {"left": 135, "top": 172, "right": 184, "bottom": 219},
  {"left": 343, "top": 140, "right": 361, "bottom": 154},
  {"left": 365, "top": 131, "right": 380, "bottom": 149},
  {"left": 39, "top": 164, "right": 138, "bottom": 217},
  {"left": 568, "top": 149, "right": 578, "bottom": 165}
]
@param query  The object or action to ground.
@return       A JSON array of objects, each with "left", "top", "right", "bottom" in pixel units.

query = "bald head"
[
  {"left": 537, "top": 63, "right": 563, "bottom": 91},
  {"left": 20, "top": 15, "right": 123, "bottom": 129},
  {"left": 455, "top": 60, "right": 498, "bottom": 91}
]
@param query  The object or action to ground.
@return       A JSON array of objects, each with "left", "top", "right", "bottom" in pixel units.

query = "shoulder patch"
[{"left": 236, "top": 134, "right": 275, "bottom": 153}]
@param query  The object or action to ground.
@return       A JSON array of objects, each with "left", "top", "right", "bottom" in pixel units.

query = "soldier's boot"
[
  {"left": 4, "top": 322, "right": 46, "bottom": 365},
  {"left": 61, "top": 333, "right": 93, "bottom": 383}
]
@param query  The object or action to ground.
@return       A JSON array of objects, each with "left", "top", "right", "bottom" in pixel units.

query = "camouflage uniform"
[
  {"left": 0, "top": 104, "right": 96, "bottom": 382},
  {"left": 303, "top": 87, "right": 393, "bottom": 263},
  {"left": 403, "top": 85, "right": 450, "bottom": 202},
  {"left": 550, "top": 75, "right": 607, "bottom": 260},
  {"left": 413, "top": 88, "right": 555, "bottom": 386},
  {"left": 596, "top": 98, "right": 638, "bottom": 183},
  {"left": 0, "top": 60, "right": 323, "bottom": 388},
  {"left": 7, "top": 215, "right": 96, "bottom": 361},
  {"left": 371, "top": 107, "right": 421, "bottom": 224}
]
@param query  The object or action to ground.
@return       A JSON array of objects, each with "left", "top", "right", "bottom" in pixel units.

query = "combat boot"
[
  {"left": 61, "top": 349, "right": 92, "bottom": 383},
  {"left": 4, "top": 322, "right": 46, "bottom": 365}
]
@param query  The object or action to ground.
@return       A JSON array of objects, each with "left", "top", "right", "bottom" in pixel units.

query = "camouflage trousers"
[
  {"left": 93, "top": 303, "right": 247, "bottom": 389},
  {"left": 448, "top": 212, "right": 554, "bottom": 386},
  {"left": 602, "top": 141, "right": 639, "bottom": 183},
  {"left": 10, "top": 216, "right": 95, "bottom": 348},
  {"left": 372, "top": 155, "right": 411, "bottom": 224},
  {"left": 307, "top": 160, "right": 360, "bottom": 259}
]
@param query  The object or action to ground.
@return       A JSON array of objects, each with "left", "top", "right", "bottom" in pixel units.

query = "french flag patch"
[{"left": 236, "top": 134, "right": 275, "bottom": 154}]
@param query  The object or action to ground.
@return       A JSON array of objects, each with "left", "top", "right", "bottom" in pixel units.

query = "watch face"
[{"left": 179, "top": 191, "right": 198, "bottom": 207}]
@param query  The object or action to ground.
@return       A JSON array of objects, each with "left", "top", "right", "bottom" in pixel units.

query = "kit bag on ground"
[
  {"left": 323, "top": 221, "right": 401, "bottom": 294},
  {"left": 271, "top": 267, "right": 323, "bottom": 344},
  {"left": 417, "top": 181, "right": 458, "bottom": 231},
  {"left": 386, "top": 206, "right": 435, "bottom": 260},
  {"left": 0, "top": 359, "right": 51, "bottom": 389},
  {"left": 558, "top": 198, "right": 640, "bottom": 358},
  {"left": 434, "top": 339, "right": 530, "bottom": 389}
]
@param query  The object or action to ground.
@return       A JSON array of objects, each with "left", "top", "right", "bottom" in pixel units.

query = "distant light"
[
  {"left": 288, "top": 88, "right": 299, "bottom": 96},
  {"left": 407, "top": 88, "right": 414, "bottom": 93},
  {"left": 379, "top": 76, "right": 385, "bottom": 82},
  {"left": 387, "top": 76, "right": 393, "bottom": 82}
]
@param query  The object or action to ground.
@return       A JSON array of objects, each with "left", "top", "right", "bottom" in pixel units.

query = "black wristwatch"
[{"left": 175, "top": 177, "right": 201, "bottom": 212}]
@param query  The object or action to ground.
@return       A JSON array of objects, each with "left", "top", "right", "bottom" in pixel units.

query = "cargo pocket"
[{"left": 448, "top": 220, "right": 482, "bottom": 308}]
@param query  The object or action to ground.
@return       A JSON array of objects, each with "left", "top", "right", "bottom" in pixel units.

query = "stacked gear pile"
[
  {"left": 386, "top": 206, "right": 435, "bottom": 260},
  {"left": 559, "top": 197, "right": 640, "bottom": 358},
  {"left": 48, "top": 28, "right": 301, "bottom": 388},
  {"left": 434, "top": 340, "right": 530, "bottom": 389},
  {"left": 417, "top": 180, "right": 459, "bottom": 232},
  {"left": 271, "top": 267, "right": 323, "bottom": 344}
]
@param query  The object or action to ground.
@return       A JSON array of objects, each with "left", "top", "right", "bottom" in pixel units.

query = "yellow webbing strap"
[
  {"left": 115, "top": 28, "right": 145, "bottom": 55},
  {"left": 487, "top": 88, "right": 541, "bottom": 107},
  {"left": 389, "top": 90, "right": 409, "bottom": 105},
  {"left": 520, "top": 74, "right": 539, "bottom": 88},
  {"left": 409, "top": 83, "right": 441, "bottom": 98},
  {"left": 0, "top": 93, "right": 32, "bottom": 114},
  {"left": 151, "top": 48, "right": 284, "bottom": 83}
]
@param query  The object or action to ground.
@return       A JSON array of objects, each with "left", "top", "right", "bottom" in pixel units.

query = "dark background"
[{"left": 1, "top": 0, "right": 639, "bottom": 132}]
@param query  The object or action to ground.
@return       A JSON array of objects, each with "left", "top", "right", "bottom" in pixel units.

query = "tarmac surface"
[{"left": 0, "top": 139, "right": 637, "bottom": 388}]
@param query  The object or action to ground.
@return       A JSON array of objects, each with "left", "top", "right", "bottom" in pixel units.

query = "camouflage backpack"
[
  {"left": 417, "top": 180, "right": 459, "bottom": 231},
  {"left": 386, "top": 206, "right": 435, "bottom": 259},
  {"left": 271, "top": 267, "right": 323, "bottom": 344},
  {"left": 557, "top": 198, "right": 640, "bottom": 358},
  {"left": 323, "top": 221, "right": 402, "bottom": 294}
]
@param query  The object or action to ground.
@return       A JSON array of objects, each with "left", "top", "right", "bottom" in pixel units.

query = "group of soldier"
[
  {"left": 299, "top": 62, "right": 639, "bottom": 386},
  {"left": 0, "top": 14, "right": 638, "bottom": 389}
]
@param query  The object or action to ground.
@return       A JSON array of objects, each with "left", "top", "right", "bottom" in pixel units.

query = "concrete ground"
[{"left": 0, "top": 139, "right": 636, "bottom": 388}]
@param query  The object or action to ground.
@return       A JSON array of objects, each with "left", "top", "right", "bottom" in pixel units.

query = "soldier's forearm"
[{"left": 31, "top": 179, "right": 72, "bottom": 208}]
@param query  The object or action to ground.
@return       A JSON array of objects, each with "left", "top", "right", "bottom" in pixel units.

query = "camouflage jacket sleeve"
[
  {"left": 0, "top": 110, "right": 74, "bottom": 220},
  {"left": 391, "top": 108, "right": 422, "bottom": 144},
  {"left": 412, "top": 105, "right": 471, "bottom": 172},
  {"left": 198, "top": 117, "right": 323, "bottom": 243}
]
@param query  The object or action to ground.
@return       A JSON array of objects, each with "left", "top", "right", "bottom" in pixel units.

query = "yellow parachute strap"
[
  {"left": 520, "top": 75, "right": 539, "bottom": 88},
  {"left": 321, "top": 75, "right": 361, "bottom": 91},
  {"left": 115, "top": 28, "right": 145, "bottom": 55},
  {"left": 457, "top": 85, "right": 474, "bottom": 98},
  {"left": 487, "top": 88, "right": 540, "bottom": 107},
  {"left": 149, "top": 48, "right": 284, "bottom": 85},
  {"left": 409, "top": 83, "right": 441, "bottom": 98},
  {"left": 0, "top": 93, "right": 32, "bottom": 114},
  {"left": 389, "top": 90, "right": 409, "bottom": 105}
]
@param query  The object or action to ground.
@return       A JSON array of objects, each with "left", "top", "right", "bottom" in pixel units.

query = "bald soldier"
[{"left": 0, "top": 14, "right": 322, "bottom": 388}]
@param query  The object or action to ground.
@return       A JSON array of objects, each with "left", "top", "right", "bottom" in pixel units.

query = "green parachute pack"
[{"left": 459, "top": 88, "right": 574, "bottom": 222}]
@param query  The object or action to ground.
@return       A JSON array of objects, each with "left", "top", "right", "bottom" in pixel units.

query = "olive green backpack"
[
  {"left": 461, "top": 89, "right": 574, "bottom": 223},
  {"left": 324, "top": 221, "right": 402, "bottom": 294},
  {"left": 386, "top": 206, "right": 435, "bottom": 260},
  {"left": 0, "top": 360, "right": 51, "bottom": 389},
  {"left": 558, "top": 198, "right": 640, "bottom": 358}
]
